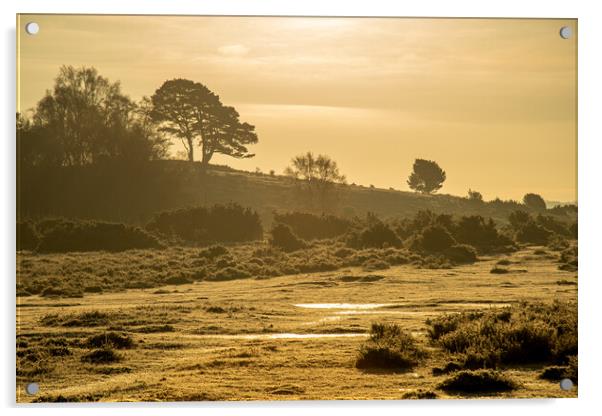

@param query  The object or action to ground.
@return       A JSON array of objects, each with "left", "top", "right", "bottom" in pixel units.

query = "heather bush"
[
  {"left": 269, "top": 224, "right": 307, "bottom": 252},
  {"left": 454, "top": 216, "right": 513, "bottom": 253},
  {"left": 443, "top": 244, "right": 478, "bottom": 264},
  {"left": 347, "top": 220, "right": 402, "bottom": 249},
  {"left": 147, "top": 203, "right": 262, "bottom": 244},
  {"left": 515, "top": 221, "right": 552, "bottom": 245},
  {"left": 273, "top": 211, "right": 352, "bottom": 240},
  {"left": 356, "top": 323, "right": 428, "bottom": 371},
  {"left": 36, "top": 219, "right": 162, "bottom": 253},
  {"left": 427, "top": 302, "right": 576, "bottom": 369},
  {"left": 415, "top": 225, "right": 456, "bottom": 252},
  {"left": 438, "top": 370, "right": 518, "bottom": 393}
]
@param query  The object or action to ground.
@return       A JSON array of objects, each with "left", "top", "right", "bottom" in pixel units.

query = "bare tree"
[{"left": 285, "top": 152, "right": 346, "bottom": 213}]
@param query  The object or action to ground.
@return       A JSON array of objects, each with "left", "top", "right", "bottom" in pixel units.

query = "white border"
[{"left": 3, "top": 1, "right": 601, "bottom": 415}]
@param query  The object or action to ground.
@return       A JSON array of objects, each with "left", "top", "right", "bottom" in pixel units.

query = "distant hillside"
[{"left": 18, "top": 160, "right": 576, "bottom": 226}]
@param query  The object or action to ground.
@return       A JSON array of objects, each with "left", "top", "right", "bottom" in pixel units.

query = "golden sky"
[{"left": 17, "top": 15, "right": 577, "bottom": 202}]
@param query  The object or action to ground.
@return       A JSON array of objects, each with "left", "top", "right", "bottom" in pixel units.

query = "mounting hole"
[
  {"left": 559, "top": 26, "right": 572, "bottom": 39},
  {"left": 25, "top": 22, "right": 39, "bottom": 35},
  {"left": 25, "top": 382, "right": 39, "bottom": 395},
  {"left": 560, "top": 378, "right": 574, "bottom": 391}
]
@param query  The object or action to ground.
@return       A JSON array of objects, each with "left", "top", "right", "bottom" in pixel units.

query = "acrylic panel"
[{"left": 16, "top": 15, "right": 577, "bottom": 402}]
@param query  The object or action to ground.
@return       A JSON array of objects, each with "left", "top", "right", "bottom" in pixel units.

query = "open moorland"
[
  {"left": 16, "top": 63, "right": 577, "bottom": 402},
  {"left": 17, "top": 243, "right": 577, "bottom": 402}
]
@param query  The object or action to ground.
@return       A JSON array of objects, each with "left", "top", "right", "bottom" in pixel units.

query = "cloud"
[{"left": 217, "top": 44, "right": 250, "bottom": 57}]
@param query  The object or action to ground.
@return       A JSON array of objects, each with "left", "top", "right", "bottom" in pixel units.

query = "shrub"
[
  {"left": 443, "top": 244, "right": 477, "bottom": 264},
  {"left": 36, "top": 219, "right": 162, "bottom": 253},
  {"left": 40, "top": 311, "right": 112, "bottom": 327},
  {"left": 347, "top": 221, "right": 402, "bottom": 249},
  {"left": 515, "top": 221, "right": 552, "bottom": 245},
  {"left": 81, "top": 347, "right": 121, "bottom": 364},
  {"left": 133, "top": 324, "right": 174, "bottom": 333},
  {"left": 490, "top": 267, "right": 509, "bottom": 274},
  {"left": 536, "top": 215, "right": 571, "bottom": 237},
  {"left": 508, "top": 210, "right": 532, "bottom": 230},
  {"left": 269, "top": 224, "right": 307, "bottom": 252},
  {"left": 273, "top": 212, "right": 352, "bottom": 240},
  {"left": 548, "top": 235, "right": 569, "bottom": 251},
  {"left": 566, "top": 355, "right": 578, "bottom": 384},
  {"left": 355, "top": 323, "right": 427, "bottom": 371},
  {"left": 17, "top": 221, "right": 39, "bottom": 251},
  {"left": 85, "top": 332, "right": 134, "bottom": 349},
  {"left": 361, "top": 258, "right": 390, "bottom": 271},
  {"left": 539, "top": 366, "right": 568, "bottom": 381},
  {"left": 164, "top": 275, "right": 193, "bottom": 285},
  {"left": 558, "top": 245, "right": 578, "bottom": 272},
  {"left": 427, "top": 302, "right": 576, "bottom": 368},
  {"left": 209, "top": 266, "right": 251, "bottom": 281},
  {"left": 198, "top": 245, "right": 229, "bottom": 259},
  {"left": 454, "top": 216, "right": 512, "bottom": 253},
  {"left": 432, "top": 361, "right": 463, "bottom": 376},
  {"left": 147, "top": 203, "right": 263, "bottom": 244},
  {"left": 416, "top": 225, "right": 456, "bottom": 252},
  {"left": 437, "top": 370, "right": 518, "bottom": 393},
  {"left": 401, "top": 389, "right": 437, "bottom": 399}
]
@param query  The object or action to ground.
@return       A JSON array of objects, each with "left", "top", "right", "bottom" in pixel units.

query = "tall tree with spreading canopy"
[
  {"left": 407, "top": 159, "right": 446, "bottom": 194},
  {"left": 150, "top": 79, "right": 258, "bottom": 165},
  {"left": 285, "top": 152, "right": 346, "bottom": 213}
]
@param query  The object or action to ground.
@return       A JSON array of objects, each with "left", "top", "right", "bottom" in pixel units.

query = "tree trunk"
[
  {"left": 201, "top": 142, "right": 214, "bottom": 166},
  {"left": 187, "top": 137, "right": 194, "bottom": 162}
]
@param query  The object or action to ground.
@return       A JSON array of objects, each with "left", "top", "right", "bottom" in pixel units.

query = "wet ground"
[{"left": 16, "top": 247, "right": 577, "bottom": 401}]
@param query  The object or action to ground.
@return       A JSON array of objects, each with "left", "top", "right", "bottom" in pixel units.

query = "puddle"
[
  {"left": 194, "top": 333, "right": 368, "bottom": 340},
  {"left": 334, "top": 310, "right": 440, "bottom": 316},
  {"left": 440, "top": 302, "right": 511, "bottom": 309},
  {"left": 294, "top": 303, "right": 395, "bottom": 310}
]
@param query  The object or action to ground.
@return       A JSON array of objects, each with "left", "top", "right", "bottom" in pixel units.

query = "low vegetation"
[
  {"left": 437, "top": 370, "right": 518, "bottom": 393},
  {"left": 355, "top": 323, "right": 428, "bottom": 371},
  {"left": 146, "top": 203, "right": 263, "bottom": 244},
  {"left": 426, "top": 301, "right": 577, "bottom": 370},
  {"left": 19, "top": 219, "right": 162, "bottom": 253}
]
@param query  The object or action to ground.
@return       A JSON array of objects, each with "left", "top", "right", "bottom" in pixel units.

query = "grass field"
[{"left": 16, "top": 244, "right": 577, "bottom": 402}]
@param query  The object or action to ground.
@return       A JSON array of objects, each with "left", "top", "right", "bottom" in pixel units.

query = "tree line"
[
  {"left": 17, "top": 66, "right": 569, "bottom": 216},
  {"left": 17, "top": 66, "right": 257, "bottom": 167}
]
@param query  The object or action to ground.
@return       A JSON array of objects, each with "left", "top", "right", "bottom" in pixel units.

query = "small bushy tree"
[
  {"left": 407, "top": 159, "right": 446, "bottom": 194},
  {"left": 285, "top": 152, "right": 346, "bottom": 213},
  {"left": 467, "top": 189, "right": 483, "bottom": 202},
  {"left": 523, "top": 193, "right": 547, "bottom": 211}
]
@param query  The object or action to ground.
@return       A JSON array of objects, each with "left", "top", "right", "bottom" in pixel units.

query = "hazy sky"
[{"left": 17, "top": 15, "right": 577, "bottom": 202}]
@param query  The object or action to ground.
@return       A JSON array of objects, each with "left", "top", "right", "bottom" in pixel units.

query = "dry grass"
[{"left": 16, "top": 245, "right": 577, "bottom": 402}]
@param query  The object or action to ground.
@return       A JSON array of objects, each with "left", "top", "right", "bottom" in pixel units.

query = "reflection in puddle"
[
  {"left": 440, "top": 303, "right": 512, "bottom": 309},
  {"left": 294, "top": 303, "right": 395, "bottom": 309},
  {"left": 334, "top": 310, "right": 440, "bottom": 316},
  {"left": 195, "top": 333, "right": 368, "bottom": 340}
]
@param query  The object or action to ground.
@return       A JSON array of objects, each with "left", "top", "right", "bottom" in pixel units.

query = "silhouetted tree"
[
  {"left": 523, "top": 193, "right": 547, "bottom": 211},
  {"left": 407, "top": 159, "right": 446, "bottom": 194},
  {"left": 467, "top": 188, "right": 483, "bottom": 202},
  {"left": 150, "top": 79, "right": 258, "bottom": 165},
  {"left": 202, "top": 105, "right": 258, "bottom": 165},
  {"left": 18, "top": 66, "right": 168, "bottom": 166},
  {"left": 284, "top": 152, "right": 346, "bottom": 213}
]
